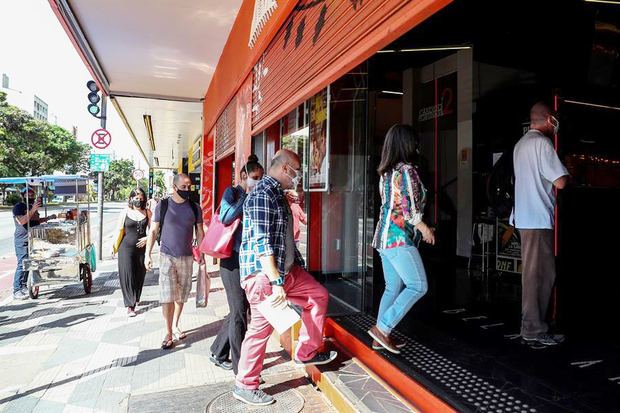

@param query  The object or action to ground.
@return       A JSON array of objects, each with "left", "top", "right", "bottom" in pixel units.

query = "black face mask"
[
  {"left": 27, "top": 198, "right": 36, "bottom": 208},
  {"left": 133, "top": 200, "right": 144, "bottom": 209},
  {"left": 177, "top": 190, "right": 191, "bottom": 200}
]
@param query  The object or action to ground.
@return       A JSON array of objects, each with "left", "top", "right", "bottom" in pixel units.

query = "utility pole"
[{"left": 97, "top": 96, "right": 106, "bottom": 259}]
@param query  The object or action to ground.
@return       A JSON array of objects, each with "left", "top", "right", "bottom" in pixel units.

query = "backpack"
[
  {"left": 486, "top": 145, "right": 515, "bottom": 219},
  {"left": 156, "top": 198, "right": 200, "bottom": 245}
]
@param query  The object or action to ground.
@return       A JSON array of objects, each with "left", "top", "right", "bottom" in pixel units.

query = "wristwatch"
[{"left": 269, "top": 276, "right": 285, "bottom": 286}]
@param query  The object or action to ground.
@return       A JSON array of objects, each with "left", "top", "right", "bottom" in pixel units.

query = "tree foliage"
[
  {"left": 0, "top": 92, "right": 90, "bottom": 176},
  {"left": 96, "top": 159, "right": 135, "bottom": 201}
]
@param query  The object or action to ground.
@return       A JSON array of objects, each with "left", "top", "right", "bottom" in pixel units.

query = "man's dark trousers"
[{"left": 210, "top": 251, "right": 249, "bottom": 375}]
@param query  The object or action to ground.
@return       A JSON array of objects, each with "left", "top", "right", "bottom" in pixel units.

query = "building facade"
[{"left": 201, "top": 0, "right": 620, "bottom": 410}]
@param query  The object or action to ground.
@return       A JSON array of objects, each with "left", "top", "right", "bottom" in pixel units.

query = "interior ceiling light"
[
  {"left": 585, "top": 0, "right": 620, "bottom": 5},
  {"left": 564, "top": 99, "right": 620, "bottom": 112},
  {"left": 143, "top": 115, "right": 155, "bottom": 151},
  {"left": 381, "top": 90, "right": 404, "bottom": 95},
  {"left": 378, "top": 45, "right": 471, "bottom": 53}
]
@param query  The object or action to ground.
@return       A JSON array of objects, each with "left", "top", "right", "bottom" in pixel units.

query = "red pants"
[{"left": 235, "top": 265, "right": 329, "bottom": 390}]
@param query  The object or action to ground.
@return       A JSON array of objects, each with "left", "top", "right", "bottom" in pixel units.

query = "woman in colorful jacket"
[{"left": 369, "top": 124, "right": 435, "bottom": 354}]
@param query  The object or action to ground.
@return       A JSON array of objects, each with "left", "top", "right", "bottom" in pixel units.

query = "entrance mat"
[{"left": 332, "top": 313, "right": 619, "bottom": 412}]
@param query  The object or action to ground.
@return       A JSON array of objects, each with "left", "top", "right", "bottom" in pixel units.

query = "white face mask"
[
  {"left": 550, "top": 116, "right": 560, "bottom": 135},
  {"left": 246, "top": 177, "right": 260, "bottom": 189},
  {"left": 285, "top": 165, "right": 302, "bottom": 189}
]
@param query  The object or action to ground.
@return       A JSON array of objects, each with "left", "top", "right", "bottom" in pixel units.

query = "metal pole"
[{"left": 97, "top": 96, "right": 107, "bottom": 259}]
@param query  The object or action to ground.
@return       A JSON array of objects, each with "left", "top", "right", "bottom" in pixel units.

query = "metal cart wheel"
[
  {"left": 80, "top": 263, "right": 92, "bottom": 294},
  {"left": 27, "top": 271, "right": 40, "bottom": 299}
]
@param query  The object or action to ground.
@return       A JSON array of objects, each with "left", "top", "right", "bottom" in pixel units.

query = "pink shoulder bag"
[{"left": 199, "top": 206, "right": 241, "bottom": 258}]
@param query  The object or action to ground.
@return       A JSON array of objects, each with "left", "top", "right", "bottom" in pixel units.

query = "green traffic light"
[{"left": 88, "top": 104, "right": 100, "bottom": 115}]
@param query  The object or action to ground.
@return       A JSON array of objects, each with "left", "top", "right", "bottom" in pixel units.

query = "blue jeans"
[
  {"left": 377, "top": 246, "right": 428, "bottom": 334},
  {"left": 14, "top": 241, "right": 29, "bottom": 293}
]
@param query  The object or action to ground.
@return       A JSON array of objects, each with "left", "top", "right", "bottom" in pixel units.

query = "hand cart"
[{"left": 0, "top": 175, "right": 96, "bottom": 298}]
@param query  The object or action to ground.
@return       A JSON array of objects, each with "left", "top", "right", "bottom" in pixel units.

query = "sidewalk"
[{"left": 0, "top": 253, "right": 335, "bottom": 413}]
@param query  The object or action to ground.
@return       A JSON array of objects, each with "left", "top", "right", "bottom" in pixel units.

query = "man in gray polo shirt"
[
  {"left": 145, "top": 173, "right": 204, "bottom": 349},
  {"left": 512, "top": 102, "right": 568, "bottom": 346}
]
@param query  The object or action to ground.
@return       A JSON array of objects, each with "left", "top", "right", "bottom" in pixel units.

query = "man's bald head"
[
  {"left": 271, "top": 149, "right": 301, "bottom": 170},
  {"left": 530, "top": 102, "right": 554, "bottom": 127},
  {"left": 529, "top": 102, "right": 557, "bottom": 137},
  {"left": 269, "top": 149, "right": 302, "bottom": 189}
]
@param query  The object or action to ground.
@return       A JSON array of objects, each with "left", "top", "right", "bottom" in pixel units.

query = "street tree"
[
  {"left": 101, "top": 159, "right": 134, "bottom": 201},
  {"left": 0, "top": 92, "right": 90, "bottom": 176}
]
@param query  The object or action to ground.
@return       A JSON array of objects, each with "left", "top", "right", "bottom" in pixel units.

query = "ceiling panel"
[{"left": 68, "top": 0, "right": 243, "bottom": 99}]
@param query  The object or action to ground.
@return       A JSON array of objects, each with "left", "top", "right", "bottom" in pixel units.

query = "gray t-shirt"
[
  {"left": 154, "top": 198, "right": 202, "bottom": 257},
  {"left": 13, "top": 202, "right": 39, "bottom": 244},
  {"left": 284, "top": 204, "right": 295, "bottom": 274},
  {"left": 512, "top": 129, "right": 568, "bottom": 229}
]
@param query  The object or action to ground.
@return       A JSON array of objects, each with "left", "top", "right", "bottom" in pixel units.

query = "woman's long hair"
[
  {"left": 128, "top": 187, "right": 147, "bottom": 210},
  {"left": 377, "top": 124, "right": 420, "bottom": 176}
]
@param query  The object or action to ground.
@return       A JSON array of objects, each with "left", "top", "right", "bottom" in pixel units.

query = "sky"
[{"left": 0, "top": 0, "right": 146, "bottom": 169}]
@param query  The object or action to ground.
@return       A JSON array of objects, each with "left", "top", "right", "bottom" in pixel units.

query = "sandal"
[
  {"left": 174, "top": 328, "right": 187, "bottom": 340},
  {"left": 161, "top": 335, "right": 174, "bottom": 349}
]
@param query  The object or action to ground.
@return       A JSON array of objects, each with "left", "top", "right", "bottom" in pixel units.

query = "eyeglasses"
[
  {"left": 175, "top": 184, "right": 191, "bottom": 190},
  {"left": 286, "top": 164, "right": 302, "bottom": 175}
]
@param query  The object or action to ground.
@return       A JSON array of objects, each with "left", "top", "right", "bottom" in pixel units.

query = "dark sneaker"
[
  {"left": 295, "top": 351, "right": 338, "bottom": 366},
  {"left": 13, "top": 290, "right": 28, "bottom": 300},
  {"left": 523, "top": 333, "right": 561, "bottom": 346},
  {"left": 210, "top": 354, "right": 233, "bottom": 370},
  {"left": 368, "top": 325, "right": 400, "bottom": 354},
  {"left": 373, "top": 337, "right": 407, "bottom": 350},
  {"left": 233, "top": 386, "right": 274, "bottom": 406}
]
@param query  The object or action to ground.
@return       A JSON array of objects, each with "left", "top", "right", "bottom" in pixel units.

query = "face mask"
[
  {"left": 285, "top": 165, "right": 302, "bottom": 189},
  {"left": 133, "top": 200, "right": 144, "bottom": 209},
  {"left": 27, "top": 198, "right": 36, "bottom": 208},
  {"left": 176, "top": 189, "right": 191, "bottom": 200},
  {"left": 247, "top": 177, "right": 260, "bottom": 189},
  {"left": 550, "top": 116, "right": 560, "bottom": 135}
]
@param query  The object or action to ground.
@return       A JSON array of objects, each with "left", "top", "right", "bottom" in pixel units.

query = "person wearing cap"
[{"left": 12, "top": 187, "right": 56, "bottom": 300}]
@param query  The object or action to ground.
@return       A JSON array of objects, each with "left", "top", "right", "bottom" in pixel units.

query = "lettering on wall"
[
  {"left": 282, "top": 0, "right": 365, "bottom": 51},
  {"left": 249, "top": 0, "right": 278, "bottom": 48}
]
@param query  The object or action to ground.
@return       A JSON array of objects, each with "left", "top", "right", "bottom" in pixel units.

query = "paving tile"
[
  {"left": 0, "top": 258, "right": 335, "bottom": 413},
  {"left": 94, "top": 390, "right": 129, "bottom": 412},
  {"left": 44, "top": 337, "right": 99, "bottom": 369},
  {"left": 30, "top": 398, "right": 66, "bottom": 413},
  {"left": 2, "top": 395, "right": 44, "bottom": 413}
]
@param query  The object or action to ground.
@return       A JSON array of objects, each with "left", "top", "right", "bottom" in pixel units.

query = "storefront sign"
[
  {"left": 496, "top": 219, "right": 522, "bottom": 274},
  {"left": 201, "top": 129, "right": 216, "bottom": 224},
  {"left": 308, "top": 87, "right": 329, "bottom": 191}
]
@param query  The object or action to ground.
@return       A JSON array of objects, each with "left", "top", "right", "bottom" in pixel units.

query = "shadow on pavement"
[
  {"left": 0, "top": 302, "right": 100, "bottom": 328},
  {"left": 0, "top": 313, "right": 98, "bottom": 342}
]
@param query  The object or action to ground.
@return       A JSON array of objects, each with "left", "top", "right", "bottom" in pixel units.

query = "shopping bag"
[
  {"left": 112, "top": 209, "right": 127, "bottom": 254},
  {"left": 192, "top": 245, "right": 202, "bottom": 263},
  {"left": 195, "top": 264, "right": 211, "bottom": 308},
  {"left": 199, "top": 207, "right": 240, "bottom": 258}
]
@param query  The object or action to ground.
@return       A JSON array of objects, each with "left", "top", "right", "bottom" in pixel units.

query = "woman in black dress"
[{"left": 114, "top": 188, "right": 150, "bottom": 317}]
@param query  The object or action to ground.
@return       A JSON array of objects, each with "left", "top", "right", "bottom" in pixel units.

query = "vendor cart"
[{"left": 0, "top": 175, "right": 96, "bottom": 298}]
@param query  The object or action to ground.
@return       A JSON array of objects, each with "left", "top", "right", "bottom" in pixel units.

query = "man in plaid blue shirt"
[{"left": 233, "top": 149, "right": 337, "bottom": 406}]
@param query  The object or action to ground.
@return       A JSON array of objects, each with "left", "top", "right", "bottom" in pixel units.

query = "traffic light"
[{"left": 86, "top": 80, "right": 101, "bottom": 117}]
